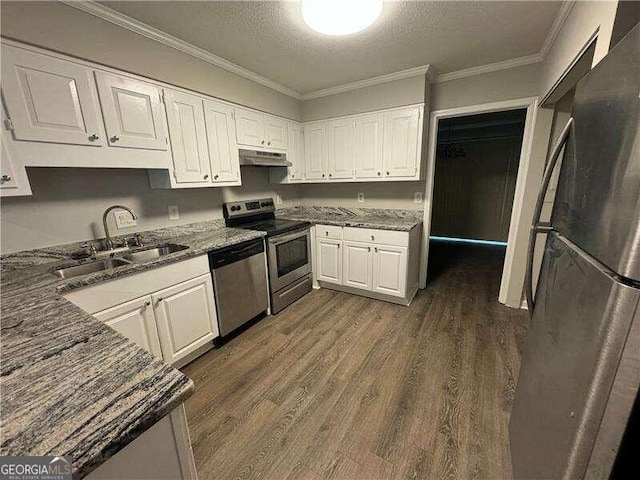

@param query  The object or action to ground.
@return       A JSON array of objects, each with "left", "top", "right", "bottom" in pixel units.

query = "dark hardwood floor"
[{"left": 182, "top": 240, "right": 529, "bottom": 480}]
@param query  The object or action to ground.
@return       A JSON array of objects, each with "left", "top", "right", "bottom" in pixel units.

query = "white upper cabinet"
[
  {"left": 204, "top": 99, "right": 240, "bottom": 183},
  {"left": 235, "top": 107, "right": 287, "bottom": 150},
  {"left": 1, "top": 110, "right": 32, "bottom": 197},
  {"left": 383, "top": 106, "right": 421, "bottom": 178},
  {"left": 287, "top": 123, "right": 305, "bottom": 181},
  {"left": 235, "top": 107, "right": 265, "bottom": 147},
  {"left": 327, "top": 118, "right": 355, "bottom": 180},
  {"left": 304, "top": 121, "right": 327, "bottom": 180},
  {"left": 164, "top": 89, "right": 211, "bottom": 184},
  {"left": 264, "top": 116, "right": 287, "bottom": 150},
  {"left": 1, "top": 45, "right": 103, "bottom": 146},
  {"left": 355, "top": 113, "right": 384, "bottom": 179},
  {"left": 95, "top": 71, "right": 167, "bottom": 150}
]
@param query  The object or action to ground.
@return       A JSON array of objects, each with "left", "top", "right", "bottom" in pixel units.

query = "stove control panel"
[{"left": 224, "top": 197, "right": 275, "bottom": 219}]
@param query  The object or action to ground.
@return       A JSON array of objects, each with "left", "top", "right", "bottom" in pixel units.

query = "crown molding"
[
  {"left": 539, "top": 0, "right": 576, "bottom": 58},
  {"left": 433, "top": 53, "right": 542, "bottom": 83},
  {"left": 60, "top": 0, "right": 302, "bottom": 100},
  {"left": 300, "top": 65, "right": 432, "bottom": 100}
]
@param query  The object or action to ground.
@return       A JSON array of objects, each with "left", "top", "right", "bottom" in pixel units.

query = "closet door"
[
  {"left": 204, "top": 100, "right": 240, "bottom": 183},
  {"left": 1, "top": 45, "right": 103, "bottom": 146},
  {"left": 95, "top": 71, "right": 167, "bottom": 150},
  {"left": 164, "top": 89, "right": 211, "bottom": 184}
]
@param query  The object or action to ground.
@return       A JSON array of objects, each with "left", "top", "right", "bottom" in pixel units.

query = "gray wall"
[
  {"left": 0, "top": 168, "right": 300, "bottom": 253},
  {"left": 0, "top": 1, "right": 301, "bottom": 120}
]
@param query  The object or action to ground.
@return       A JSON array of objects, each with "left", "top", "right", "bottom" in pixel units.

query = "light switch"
[
  {"left": 357, "top": 193, "right": 364, "bottom": 203},
  {"left": 168, "top": 205, "right": 179, "bottom": 220},
  {"left": 114, "top": 210, "right": 137, "bottom": 229},
  {"left": 414, "top": 192, "right": 423, "bottom": 203}
]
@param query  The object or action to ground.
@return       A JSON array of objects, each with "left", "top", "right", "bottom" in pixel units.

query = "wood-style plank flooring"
[{"left": 182, "top": 240, "right": 529, "bottom": 480}]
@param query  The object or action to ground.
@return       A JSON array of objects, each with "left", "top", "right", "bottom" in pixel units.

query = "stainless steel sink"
[
  {"left": 122, "top": 244, "right": 189, "bottom": 263},
  {"left": 53, "top": 258, "right": 132, "bottom": 279}
]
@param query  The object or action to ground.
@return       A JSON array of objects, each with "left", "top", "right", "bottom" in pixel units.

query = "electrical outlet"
[
  {"left": 276, "top": 194, "right": 282, "bottom": 204},
  {"left": 357, "top": 193, "right": 365, "bottom": 203},
  {"left": 114, "top": 210, "right": 137, "bottom": 229},
  {"left": 168, "top": 205, "right": 179, "bottom": 220},
  {"left": 414, "top": 192, "right": 423, "bottom": 203}
]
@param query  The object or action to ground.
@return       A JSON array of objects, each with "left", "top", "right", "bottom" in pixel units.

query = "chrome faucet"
[{"left": 103, "top": 205, "right": 138, "bottom": 250}]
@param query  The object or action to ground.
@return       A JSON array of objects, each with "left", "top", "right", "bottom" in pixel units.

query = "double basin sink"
[{"left": 53, "top": 244, "right": 189, "bottom": 279}]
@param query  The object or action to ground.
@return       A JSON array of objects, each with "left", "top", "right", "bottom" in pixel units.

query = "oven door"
[{"left": 267, "top": 228, "right": 311, "bottom": 292}]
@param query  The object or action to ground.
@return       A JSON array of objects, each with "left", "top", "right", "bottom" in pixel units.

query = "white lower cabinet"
[
  {"left": 317, "top": 238, "right": 342, "bottom": 284},
  {"left": 315, "top": 225, "right": 420, "bottom": 305},
  {"left": 65, "top": 255, "right": 218, "bottom": 367},
  {"left": 94, "top": 295, "right": 163, "bottom": 359},
  {"left": 152, "top": 274, "right": 218, "bottom": 365}
]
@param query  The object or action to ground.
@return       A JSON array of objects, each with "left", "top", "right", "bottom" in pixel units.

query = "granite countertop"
[
  {"left": 279, "top": 211, "right": 422, "bottom": 232},
  {"left": 0, "top": 224, "right": 265, "bottom": 479}
]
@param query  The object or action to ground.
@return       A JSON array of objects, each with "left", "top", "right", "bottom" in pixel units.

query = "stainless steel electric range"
[{"left": 223, "top": 198, "right": 312, "bottom": 313}]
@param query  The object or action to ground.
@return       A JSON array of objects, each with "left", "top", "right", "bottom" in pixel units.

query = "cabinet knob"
[
  {"left": 111, "top": 135, "right": 120, "bottom": 142},
  {"left": 291, "top": 174, "right": 295, "bottom": 178},
  {"left": 204, "top": 174, "right": 209, "bottom": 180},
  {"left": 1, "top": 175, "right": 11, "bottom": 182},
  {"left": 88, "top": 134, "right": 99, "bottom": 141},
  {"left": 386, "top": 171, "right": 389, "bottom": 176},
  {"left": 144, "top": 301, "right": 151, "bottom": 307},
  {"left": 325, "top": 231, "right": 329, "bottom": 236},
  {"left": 156, "top": 297, "right": 163, "bottom": 303},
  {"left": 214, "top": 174, "right": 219, "bottom": 180},
  {"left": 329, "top": 174, "right": 332, "bottom": 178},
  {"left": 375, "top": 247, "right": 378, "bottom": 252},
  {"left": 377, "top": 172, "right": 381, "bottom": 176},
  {"left": 367, "top": 246, "right": 371, "bottom": 252},
  {"left": 322, "top": 174, "right": 325, "bottom": 177},
  {"left": 337, "top": 244, "right": 340, "bottom": 249},
  {"left": 371, "top": 235, "right": 375, "bottom": 241},
  {"left": 267, "top": 141, "right": 271, "bottom": 146},
  {"left": 261, "top": 140, "right": 265, "bottom": 145}
]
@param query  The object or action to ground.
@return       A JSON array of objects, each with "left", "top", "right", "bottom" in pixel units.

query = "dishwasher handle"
[{"left": 209, "top": 238, "right": 265, "bottom": 269}]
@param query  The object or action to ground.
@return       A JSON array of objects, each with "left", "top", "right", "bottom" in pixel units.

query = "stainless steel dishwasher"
[{"left": 208, "top": 238, "right": 269, "bottom": 336}]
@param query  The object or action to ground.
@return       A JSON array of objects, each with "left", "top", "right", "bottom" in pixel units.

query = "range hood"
[{"left": 238, "top": 149, "right": 291, "bottom": 167}]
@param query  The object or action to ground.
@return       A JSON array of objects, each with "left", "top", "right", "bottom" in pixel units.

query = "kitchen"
[{"left": 1, "top": 1, "right": 638, "bottom": 479}]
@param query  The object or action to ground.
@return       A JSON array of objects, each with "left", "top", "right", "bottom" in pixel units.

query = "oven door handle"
[{"left": 269, "top": 229, "right": 309, "bottom": 246}]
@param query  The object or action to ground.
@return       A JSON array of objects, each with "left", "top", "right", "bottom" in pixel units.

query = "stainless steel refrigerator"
[{"left": 510, "top": 24, "right": 640, "bottom": 479}]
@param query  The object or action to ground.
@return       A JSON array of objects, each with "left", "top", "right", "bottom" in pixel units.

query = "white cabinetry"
[
  {"left": 304, "top": 121, "right": 327, "bottom": 180},
  {"left": 1, "top": 45, "right": 103, "bottom": 146},
  {"left": 95, "top": 72, "right": 167, "bottom": 150},
  {"left": 235, "top": 107, "right": 287, "bottom": 150},
  {"left": 152, "top": 274, "right": 218, "bottom": 365},
  {"left": 204, "top": 100, "right": 240, "bottom": 183},
  {"left": 383, "top": 106, "right": 421, "bottom": 178},
  {"left": 287, "top": 123, "right": 305, "bottom": 181},
  {"left": 355, "top": 113, "right": 384, "bottom": 179},
  {"left": 64, "top": 255, "right": 218, "bottom": 368},
  {"left": 164, "top": 89, "right": 211, "bottom": 184},
  {"left": 1, "top": 108, "right": 32, "bottom": 197},
  {"left": 94, "top": 295, "right": 163, "bottom": 359},
  {"left": 314, "top": 224, "right": 420, "bottom": 305},
  {"left": 317, "top": 238, "right": 342, "bottom": 284},
  {"left": 327, "top": 118, "right": 355, "bottom": 180}
]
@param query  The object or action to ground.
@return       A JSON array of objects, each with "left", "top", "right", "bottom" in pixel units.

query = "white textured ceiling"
[{"left": 99, "top": 1, "right": 562, "bottom": 94}]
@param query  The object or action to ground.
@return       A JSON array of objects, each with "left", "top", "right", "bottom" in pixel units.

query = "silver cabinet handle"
[
  {"left": 525, "top": 117, "right": 573, "bottom": 316},
  {"left": 88, "top": 134, "right": 99, "bottom": 141},
  {"left": 111, "top": 135, "right": 120, "bottom": 142},
  {"left": 1, "top": 175, "right": 11, "bottom": 182},
  {"left": 204, "top": 174, "right": 209, "bottom": 180}
]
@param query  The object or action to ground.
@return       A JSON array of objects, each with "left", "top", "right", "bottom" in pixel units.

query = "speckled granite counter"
[
  {"left": 278, "top": 206, "right": 422, "bottom": 232},
  {"left": 0, "top": 223, "right": 265, "bottom": 479}
]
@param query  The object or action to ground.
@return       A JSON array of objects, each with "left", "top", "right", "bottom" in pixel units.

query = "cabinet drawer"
[
  {"left": 316, "top": 224, "right": 343, "bottom": 240},
  {"left": 343, "top": 227, "right": 408, "bottom": 247}
]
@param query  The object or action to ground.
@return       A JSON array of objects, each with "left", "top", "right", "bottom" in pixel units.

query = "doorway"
[{"left": 427, "top": 109, "right": 527, "bottom": 285}]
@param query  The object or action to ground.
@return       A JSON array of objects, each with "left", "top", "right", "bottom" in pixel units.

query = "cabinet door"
[
  {"left": 95, "top": 71, "right": 167, "bottom": 150},
  {"left": 1, "top": 45, "right": 103, "bottom": 146},
  {"left": 235, "top": 107, "right": 265, "bottom": 147},
  {"left": 327, "top": 118, "right": 355, "bottom": 180},
  {"left": 94, "top": 295, "right": 163, "bottom": 359},
  {"left": 204, "top": 99, "right": 240, "bottom": 183},
  {"left": 304, "top": 122, "right": 327, "bottom": 180},
  {"left": 1, "top": 111, "right": 32, "bottom": 197},
  {"left": 164, "top": 89, "right": 211, "bottom": 184},
  {"left": 372, "top": 245, "right": 408, "bottom": 297},
  {"left": 152, "top": 274, "right": 218, "bottom": 365},
  {"left": 343, "top": 241, "right": 373, "bottom": 290},
  {"left": 317, "top": 239, "right": 342, "bottom": 284},
  {"left": 383, "top": 107, "right": 420, "bottom": 178},
  {"left": 355, "top": 113, "right": 384, "bottom": 179},
  {"left": 264, "top": 116, "right": 287, "bottom": 150},
  {"left": 287, "top": 123, "right": 304, "bottom": 181}
]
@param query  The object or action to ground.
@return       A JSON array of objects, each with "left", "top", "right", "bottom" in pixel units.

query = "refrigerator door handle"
[{"left": 525, "top": 117, "right": 573, "bottom": 315}]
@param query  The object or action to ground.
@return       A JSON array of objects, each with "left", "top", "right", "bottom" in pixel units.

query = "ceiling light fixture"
[{"left": 301, "top": 0, "right": 383, "bottom": 36}]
